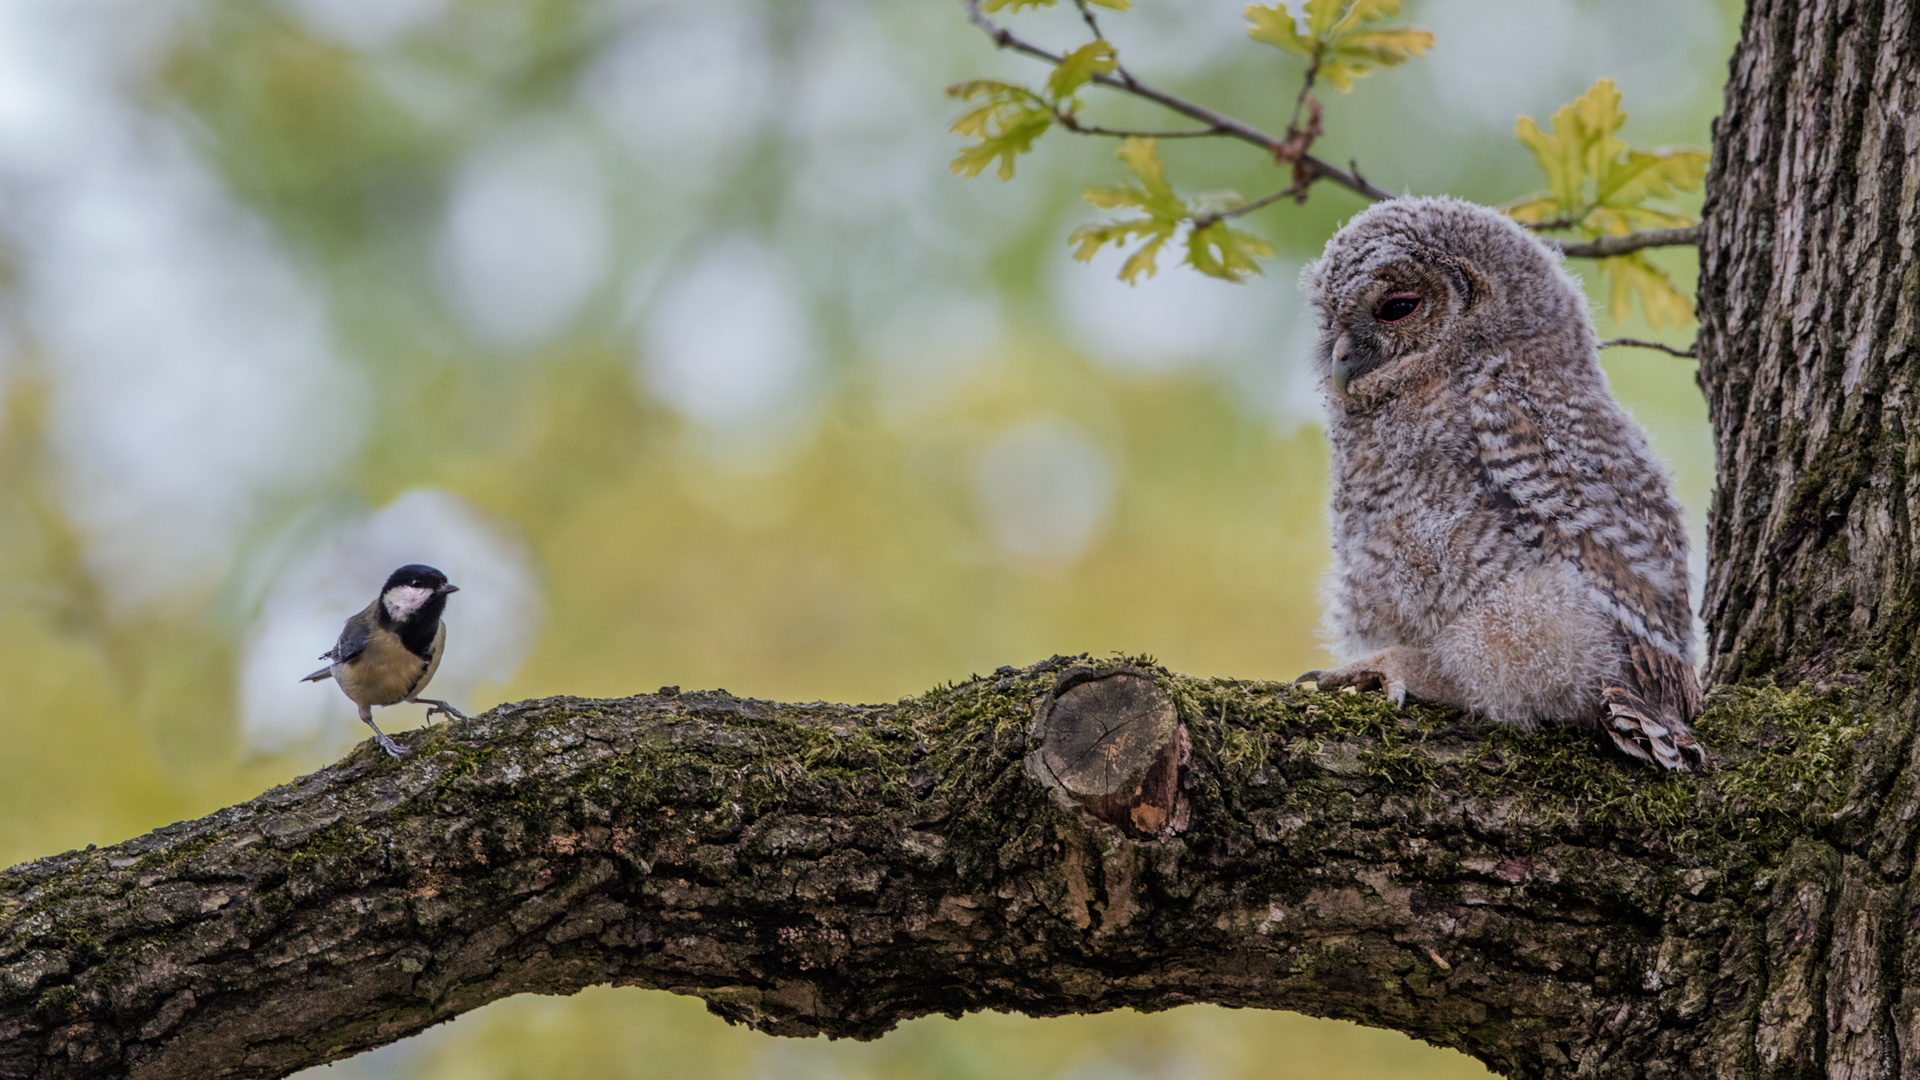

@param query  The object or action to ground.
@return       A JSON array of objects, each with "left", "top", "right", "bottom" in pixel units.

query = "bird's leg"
[
  {"left": 1296, "top": 647, "right": 1463, "bottom": 710},
  {"left": 359, "top": 705, "right": 410, "bottom": 759},
  {"left": 1296, "top": 664, "right": 1401, "bottom": 704},
  {"left": 414, "top": 697, "right": 468, "bottom": 722}
]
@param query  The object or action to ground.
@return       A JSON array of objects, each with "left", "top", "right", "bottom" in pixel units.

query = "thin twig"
[
  {"left": 957, "top": 0, "right": 1696, "bottom": 257},
  {"left": 1072, "top": 0, "right": 1108, "bottom": 42},
  {"left": 1055, "top": 115, "right": 1227, "bottom": 139},
  {"left": 1283, "top": 56, "right": 1322, "bottom": 143},
  {"left": 1521, "top": 217, "right": 1582, "bottom": 232},
  {"left": 1549, "top": 226, "right": 1702, "bottom": 258},
  {"left": 1598, "top": 337, "right": 1697, "bottom": 359},
  {"left": 1192, "top": 180, "right": 1314, "bottom": 229},
  {"left": 958, "top": 0, "right": 1395, "bottom": 203}
]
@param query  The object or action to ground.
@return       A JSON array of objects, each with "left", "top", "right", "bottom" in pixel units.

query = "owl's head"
[{"left": 1301, "top": 196, "right": 1590, "bottom": 406}]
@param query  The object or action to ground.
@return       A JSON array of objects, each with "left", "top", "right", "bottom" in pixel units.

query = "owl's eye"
[{"left": 1374, "top": 294, "right": 1422, "bottom": 323}]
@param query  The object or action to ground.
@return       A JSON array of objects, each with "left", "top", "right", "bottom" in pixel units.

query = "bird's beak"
[
  {"left": 436, "top": 584, "right": 460, "bottom": 595},
  {"left": 1330, "top": 334, "right": 1354, "bottom": 400}
]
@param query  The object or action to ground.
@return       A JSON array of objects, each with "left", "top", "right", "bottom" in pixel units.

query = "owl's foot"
[
  {"left": 1295, "top": 665, "right": 1408, "bottom": 708},
  {"left": 1601, "top": 685, "right": 1705, "bottom": 772}
]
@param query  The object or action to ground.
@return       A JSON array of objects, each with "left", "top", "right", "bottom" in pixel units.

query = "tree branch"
[
  {"left": 1549, "top": 226, "right": 1702, "bottom": 258},
  {"left": 1191, "top": 179, "right": 1313, "bottom": 229},
  {"left": 0, "top": 657, "right": 1888, "bottom": 1080},
  {"left": 1599, "top": 337, "right": 1698, "bottom": 359},
  {"left": 1070, "top": 0, "right": 1109, "bottom": 44},
  {"left": 958, "top": 0, "right": 1707, "bottom": 262},
  {"left": 1053, "top": 115, "right": 1226, "bottom": 139},
  {"left": 957, "top": 0, "right": 1394, "bottom": 203}
]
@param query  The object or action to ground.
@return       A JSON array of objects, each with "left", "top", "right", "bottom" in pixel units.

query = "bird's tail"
[
  {"left": 300, "top": 666, "right": 334, "bottom": 683},
  {"left": 1602, "top": 684, "right": 1705, "bottom": 771}
]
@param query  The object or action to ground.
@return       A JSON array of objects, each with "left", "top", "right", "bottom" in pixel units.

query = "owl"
[{"left": 1297, "top": 196, "right": 1704, "bottom": 770}]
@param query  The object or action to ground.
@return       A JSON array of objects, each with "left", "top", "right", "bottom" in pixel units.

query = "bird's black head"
[
  {"left": 378, "top": 563, "right": 459, "bottom": 627},
  {"left": 383, "top": 564, "right": 452, "bottom": 593}
]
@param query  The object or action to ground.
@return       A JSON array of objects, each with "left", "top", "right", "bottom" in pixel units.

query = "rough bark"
[
  {"left": 0, "top": 658, "right": 1881, "bottom": 1080},
  {"left": 1695, "top": 0, "right": 1919, "bottom": 690},
  {"left": 1690, "top": 1, "right": 1920, "bottom": 1077}
]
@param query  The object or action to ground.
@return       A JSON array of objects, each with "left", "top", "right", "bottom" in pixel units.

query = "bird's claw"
[
  {"left": 374, "top": 733, "right": 411, "bottom": 759},
  {"left": 419, "top": 699, "right": 468, "bottom": 723},
  {"left": 1298, "top": 667, "right": 1407, "bottom": 708}
]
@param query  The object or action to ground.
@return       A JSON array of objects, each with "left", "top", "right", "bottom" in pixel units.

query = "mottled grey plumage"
[{"left": 1298, "top": 196, "right": 1703, "bottom": 770}]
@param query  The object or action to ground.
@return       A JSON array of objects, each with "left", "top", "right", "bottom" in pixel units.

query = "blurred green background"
[{"left": 0, "top": 0, "right": 1737, "bottom": 1076}]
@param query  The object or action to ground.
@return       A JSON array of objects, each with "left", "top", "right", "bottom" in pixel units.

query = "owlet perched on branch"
[{"left": 1297, "top": 197, "right": 1704, "bottom": 770}]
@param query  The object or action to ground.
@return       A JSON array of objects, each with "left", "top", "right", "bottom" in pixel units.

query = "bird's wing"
[
  {"left": 322, "top": 605, "right": 375, "bottom": 665},
  {"left": 1465, "top": 352, "right": 1701, "bottom": 720}
]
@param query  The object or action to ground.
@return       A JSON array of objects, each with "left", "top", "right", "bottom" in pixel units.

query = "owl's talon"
[
  {"left": 1294, "top": 670, "right": 1324, "bottom": 685},
  {"left": 1324, "top": 669, "right": 1385, "bottom": 694},
  {"left": 1385, "top": 679, "right": 1408, "bottom": 708}
]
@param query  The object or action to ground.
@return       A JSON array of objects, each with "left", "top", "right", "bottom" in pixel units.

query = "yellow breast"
[{"left": 333, "top": 630, "right": 430, "bottom": 708}]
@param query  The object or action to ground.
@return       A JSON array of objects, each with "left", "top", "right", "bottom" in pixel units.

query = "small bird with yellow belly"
[{"left": 301, "top": 563, "right": 466, "bottom": 758}]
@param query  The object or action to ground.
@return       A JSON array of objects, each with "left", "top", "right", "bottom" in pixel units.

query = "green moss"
[
  {"left": 1692, "top": 682, "right": 1869, "bottom": 846},
  {"left": 285, "top": 821, "right": 378, "bottom": 874},
  {"left": 132, "top": 834, "right": 214, "bottom": 874},
  {"left": 31, "top": 982, "right": 79, "bottom": 1024},
  {"left": 1167, "top": 667, "right": 1866, "bottom": 863},
  {"left": 432, "top": 743, "right": 503, "bottom": 801}
]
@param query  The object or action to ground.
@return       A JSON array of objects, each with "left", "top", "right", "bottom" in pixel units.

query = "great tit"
[{"left": 301, "top": 563, "right": 466, "bottom": 758}]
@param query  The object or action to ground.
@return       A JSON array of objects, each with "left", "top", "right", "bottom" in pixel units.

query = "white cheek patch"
[{"left": 382, "top": 585, "right": 435, "bottom": 621}]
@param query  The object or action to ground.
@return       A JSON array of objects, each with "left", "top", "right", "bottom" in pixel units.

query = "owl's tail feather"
[{"left": 1602, "top": 685, "right": 1706, "bottom": 772}]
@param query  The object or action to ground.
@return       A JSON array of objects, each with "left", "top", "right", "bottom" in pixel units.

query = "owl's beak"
[{"left": 1330, "top": 334, "right": 1355, "bottom": 399}]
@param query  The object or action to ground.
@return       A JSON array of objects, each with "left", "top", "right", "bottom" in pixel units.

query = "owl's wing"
[{"left": 1465, "top": 357, "right": 1703, "bottom": 733}]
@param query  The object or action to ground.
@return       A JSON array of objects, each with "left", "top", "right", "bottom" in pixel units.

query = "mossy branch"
[{"left": 0, "top": 656, "right": 1893, "bottom": 1080}]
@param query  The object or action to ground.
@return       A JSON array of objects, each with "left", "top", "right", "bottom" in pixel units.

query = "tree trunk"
[
  {"left": 1690, "top": 0, "right": 1920, "bottom": 1074},
  {"left": 2, "top": 1, "right": 1916, "bottom": 1078},
  {"left": 1696, "top": 0, "right": 1919, "bottom": 690}
]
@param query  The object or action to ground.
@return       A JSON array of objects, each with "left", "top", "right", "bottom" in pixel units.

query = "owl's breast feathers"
[{"left": 1463, "top": 350, "right": 1702, "bottom": 722}]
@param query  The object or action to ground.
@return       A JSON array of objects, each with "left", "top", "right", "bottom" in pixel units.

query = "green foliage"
[
  {"left": 1070, "top": 138, "right": 1184, "bottom": 283},
  {"left": 947, "top": 80, "right": 1055, "bottom": 181},
  {"left": 946, "top": 4, "right": 1134, "bottom": 181},
  {"left": 953, "top": 4, "right": 1708, "bottom": 335},
  {"left": 1046, "top": 40, "right": 1118, "bottom": 98},
  {"left": 1187, "top": 219, "right": 1276, "bottom": 283},
  {"left": 1068, "top": 139, "right": 1274, "bottom": 283},
  {"left": 1244, "top": 0, "right": 1432, "bottom": 90},
  {"left": 1598, "top": 252, "right": 1697, "bottom": 332},
  {"left": 953, "top": 0, "right": 1440, "bottom": 285},
  {"left": 1505, "top": 79, "right": 1708, "bottom": 329}
]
